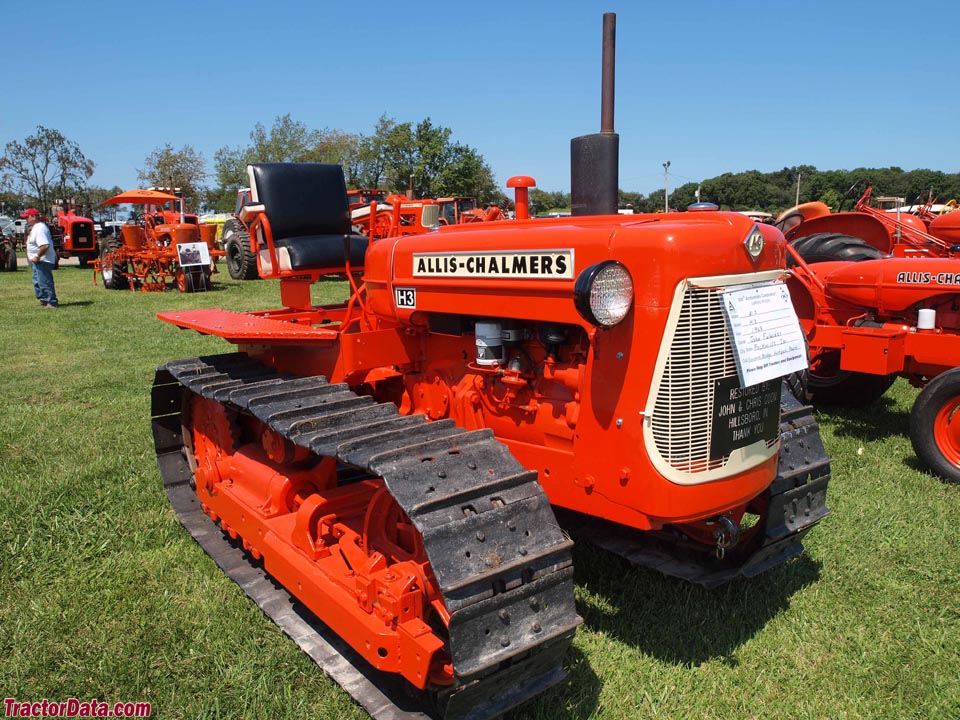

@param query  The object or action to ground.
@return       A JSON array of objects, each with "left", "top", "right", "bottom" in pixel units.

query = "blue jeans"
[{"left": 32, "top": 261, "right": 58, "bottom": 306}]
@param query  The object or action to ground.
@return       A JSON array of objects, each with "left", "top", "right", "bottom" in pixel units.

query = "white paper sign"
[
  {"left": 176, "top": 241, "right": 211, "bottom": 267},
  {"left": 719, "top": 280, "right": 808, "bottom": 387}
]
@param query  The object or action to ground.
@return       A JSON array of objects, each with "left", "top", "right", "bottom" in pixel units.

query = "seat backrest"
[{"left": 248, "top": 163, "right": 350, "bottom": 240}]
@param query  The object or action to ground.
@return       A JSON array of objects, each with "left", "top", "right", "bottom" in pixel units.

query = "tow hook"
[{"left": 712, "top": 515, "right": 740, "bottom": 559}]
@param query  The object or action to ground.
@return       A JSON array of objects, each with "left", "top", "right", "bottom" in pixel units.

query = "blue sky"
[{"left": 3, "top": 1, "right": 957, "bottom": 198}]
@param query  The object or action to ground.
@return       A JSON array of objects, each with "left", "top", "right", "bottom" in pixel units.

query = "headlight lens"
[{"left": 574, "top": 260, "right": 634, "bottom": 327}]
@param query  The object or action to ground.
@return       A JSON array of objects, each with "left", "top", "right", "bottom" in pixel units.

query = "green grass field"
[{"left": 0, "top": 261, "right": 957, "bottom": 719}]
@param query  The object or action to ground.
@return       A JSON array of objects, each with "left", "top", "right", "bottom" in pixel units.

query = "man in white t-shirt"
[{"left": 23, "top": 208, "right": 59, "bottom": 308}]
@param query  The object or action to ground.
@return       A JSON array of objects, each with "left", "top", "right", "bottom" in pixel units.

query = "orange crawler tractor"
[{"left": 151, "top": 15, "right": 830, "bottom": 719}]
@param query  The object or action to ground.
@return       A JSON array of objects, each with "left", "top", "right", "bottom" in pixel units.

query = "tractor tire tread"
[
  {"left": 223, "top": 218, "right": 258, "bottom": 280},
  {"left": 152, "top": 354, "right": 580, "bottom": 720},
  {"left": 909, "top": 369, "right": 960, "bottom": 483}
]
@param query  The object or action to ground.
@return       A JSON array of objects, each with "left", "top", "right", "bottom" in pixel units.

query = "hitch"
[{"left": 711, "top": 515, "right": 740, "bottom": 559}]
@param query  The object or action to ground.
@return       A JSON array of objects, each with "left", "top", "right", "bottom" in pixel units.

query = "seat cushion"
[{"left": 276, "top": 233, "right": 368, "bottom": 270}]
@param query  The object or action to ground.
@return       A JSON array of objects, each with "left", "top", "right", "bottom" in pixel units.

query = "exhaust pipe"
[{"left": 571, "top": 12, "right": 619, "bottom": 216}]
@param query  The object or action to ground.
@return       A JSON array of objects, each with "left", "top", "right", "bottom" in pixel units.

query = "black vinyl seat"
[{"left": 248, "top": 163, "right": 368, "bottom": 272}]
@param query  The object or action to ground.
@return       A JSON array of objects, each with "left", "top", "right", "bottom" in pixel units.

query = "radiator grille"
[
  {"left": 651, "top": 285, "right": 775, "bottom": 474},
  {"left": 72, "top": 221, "right": 94, "bottom": 249}
]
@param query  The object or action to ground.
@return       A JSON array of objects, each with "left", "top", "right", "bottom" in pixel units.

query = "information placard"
[
  {"left": 719, "top": 280, "right": 808, "bottom": 387},
  {"left": 176, "top": 242, "right": 210, "bottom": 268}
]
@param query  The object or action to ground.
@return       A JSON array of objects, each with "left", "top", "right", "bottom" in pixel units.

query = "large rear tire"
[
  {"left": 790, "top": 232, "right": 894, "bottom": 406},
  {"left": 790, "top": 231, "right": 884, "bottom": 264},
  {"left": 3, "top": 245, "right": 16, "bottom": 271},
  {"left": 222, "top": 218, "right": 258, "bottom": 280},
  {"left": 910, "top": 369, "right": 960, "bottom": 483},
  {"left": 100, "top": 237, "right": 128, "bottom": 290}
]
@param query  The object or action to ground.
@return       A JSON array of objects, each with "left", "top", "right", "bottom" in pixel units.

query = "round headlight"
[{"left": 574, "top": 260, "right": 634, "bottom": 327}]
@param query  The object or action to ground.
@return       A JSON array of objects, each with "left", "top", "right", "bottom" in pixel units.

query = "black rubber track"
[{"left": 152, "top": 353, "right": 581, "bottom": 720}]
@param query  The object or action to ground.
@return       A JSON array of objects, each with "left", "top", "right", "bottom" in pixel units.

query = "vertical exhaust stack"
[{"left": 571, "top": 12, "right": 619, "bottom": 216}]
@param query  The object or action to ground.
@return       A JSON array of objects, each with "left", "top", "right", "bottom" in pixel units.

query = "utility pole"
[
  {"left": 663, "top": 161, "right": 671, "bottom": 212},
  {"left": 796, "top": 172, "right": 802, "bottom": 206}
]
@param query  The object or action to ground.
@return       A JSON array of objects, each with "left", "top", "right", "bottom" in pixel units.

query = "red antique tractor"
[
  {"left": 786, "top": 240, "right": 960, "bottom": 482},
  {"left": 350, "top": 195, "right": 441, "bottom": 239},
  {"left": 777, "top": 182, "right": 960, "bottom": 481},
  {"left": 151, "top": 15, "right": 830, "bottom": 720},
  {"left": 777, "top": 180, "right": 960, "bottom": 258},
  {"left": 98, "top": 189, "right": 223, "bottom": 292},
  {"left": 51, "top": 208, "right": 99, "bottom": 267},
  {"left": 437, "top": 196, "right": 506, "bottom": 225}
]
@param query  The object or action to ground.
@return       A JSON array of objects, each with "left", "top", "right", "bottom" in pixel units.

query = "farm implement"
[{"left": 97, "top": 188, "right": 224, "bottom": 292}]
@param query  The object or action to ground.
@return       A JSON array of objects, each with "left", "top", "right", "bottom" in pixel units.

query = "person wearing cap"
[{"left": 23, "top": 208, "right": 59, "bottom": 308}]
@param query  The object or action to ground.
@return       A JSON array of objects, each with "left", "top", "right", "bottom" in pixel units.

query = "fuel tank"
[
  {"left": 930, "top": 210, "right": 960, "bottom": 245},
  {"left": 818, "top": 257, "right": 960, "bottom": 312}
]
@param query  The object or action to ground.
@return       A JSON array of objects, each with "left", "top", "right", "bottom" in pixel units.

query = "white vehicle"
[{"left": 0, "top": 216, "right": 26, "bottom": 236}]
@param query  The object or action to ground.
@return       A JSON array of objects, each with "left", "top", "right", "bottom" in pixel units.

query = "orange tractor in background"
[
  {"left": 778, "top": 180, "right": 960, "bottom": 481},
  {"left": 908, "top": 192, "right": 958, "bottom": 228},
  {"left": 151, "top": 15, "right": 830, "bottom": 720},
  {"left": 98, "top": 188, "right": 223, "bottom": 292},
  {"left": 437, "top": 196, "right": 505, "bottom": 225},
  {"left": 51, "top": 207, "right": 99, "bottom": 267},
  {"left": 777, "top": 180, "right": 960, "bottom": 259},
  {"left": 786, "top": 240, "right": 960, "bottom": 482}
]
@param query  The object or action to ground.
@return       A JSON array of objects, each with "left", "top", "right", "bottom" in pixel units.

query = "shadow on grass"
[
  {"left": 819, "top": 394, "right": 908, "bottom": 442},
  {"left": 508, "top": 646, "right": 601, "bottom": 720},
  {"left": 572, "top": 542, "right": 822, "bottom": 666},
  {"left": 56, "top": 300, "right": 95, "bottom": 308}
]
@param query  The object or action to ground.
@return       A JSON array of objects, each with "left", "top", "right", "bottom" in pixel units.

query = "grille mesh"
[{"left": 651, "top": 285, "right": 759, "bottom": 474}]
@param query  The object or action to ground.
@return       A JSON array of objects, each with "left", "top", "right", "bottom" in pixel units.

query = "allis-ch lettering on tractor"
[
  {"left": 896, "top": 271, "right": 960, "bottom": 285},
  {"left": 150, "top": 13, "right": 831, "bottom": 720},
  {"left": 413, "top": 250, "right": 573, "bottom": 278}
]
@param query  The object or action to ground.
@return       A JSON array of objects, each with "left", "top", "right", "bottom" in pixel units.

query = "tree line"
[
  {"left": 3, "top": 122, "right": 960, "bottom": 221},
  {"left": 530, "top": 167, "right": 960, "bottom": 216},
  {"left": 0, "top": 116, "right": 504, "bottom": 220}
]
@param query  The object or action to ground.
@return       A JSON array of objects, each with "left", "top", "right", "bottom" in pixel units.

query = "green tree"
[
  {"left": 0, "top": 125, "right": 95, "bottom": 212},
  {"left": 75, "top": 185, "right": 125, "bottom": 221},
  {"left": 138, "top": 144, "right": 208, "bottom": 212},
  {"left": 353, "top": 115, "right": 395, "bottom": 189},
  {"left": 211, "top": 113, "right": 500, "bottom": 209},
  {"left": 212, "top": 115, "right": 366, "bottom": 210},
  {"left": 378, "top": 117, "right": 499, "bottom": 201},
  {"left": 0, "top": 190, "right": 27, "bottom": 217},
  {"left": 305, "top": 129, "right": 363, "bottom": 183}
]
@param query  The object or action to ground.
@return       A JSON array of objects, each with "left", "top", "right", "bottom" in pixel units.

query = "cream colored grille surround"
[{"left": 644, "top": 272, "right": 782, "bottom": 485}]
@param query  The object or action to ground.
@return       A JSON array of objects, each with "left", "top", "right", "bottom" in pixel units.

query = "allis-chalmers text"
[{"left": 412, "top": 250, "right": 574, "bottom": 279}]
